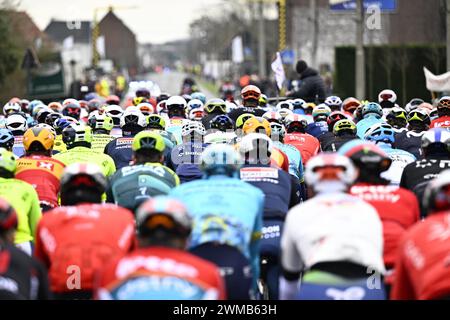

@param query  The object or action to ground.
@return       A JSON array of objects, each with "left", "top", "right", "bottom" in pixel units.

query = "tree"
[{"left": 0, "top": 9, "right": 20, "bottom": 86}]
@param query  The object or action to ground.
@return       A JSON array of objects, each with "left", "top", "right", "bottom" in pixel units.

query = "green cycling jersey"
[{"left": 91, "top": 134, "right": 115, "bottom": 153}]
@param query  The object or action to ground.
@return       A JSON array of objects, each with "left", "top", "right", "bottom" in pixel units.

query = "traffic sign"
[
  {"left": 330, "top": 0, "right": 396, "bottom": 12},
  {"left": 280, "top": 50, "right": 295, "bottom": 64}
]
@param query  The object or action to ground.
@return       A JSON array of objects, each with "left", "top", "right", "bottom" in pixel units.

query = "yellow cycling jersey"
[
  {"left": 53, "top": 134, "right": 67, "bottom": 153},
  {"left": 0, "top": 177, "right": 42, "bottom": 244},
  {"left": 91, "top": 134, "right": 115, "bottom": 153}
]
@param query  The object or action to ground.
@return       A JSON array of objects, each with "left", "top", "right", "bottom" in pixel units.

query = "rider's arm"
[
  {"left": 250, "top": 192, "right": 264, "bottom": 289},
  {"left": 105, "top": 156, "right": 117, "bottom": 177},
  {"left": 289, "top": 176, "right": 301, "bottom": 208},
  {"left": 27, "top": 185, "right": 42, "bottom": 243}
]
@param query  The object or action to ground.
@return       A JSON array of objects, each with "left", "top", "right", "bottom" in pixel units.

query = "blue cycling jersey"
[
  {"left": 169, "top": 175, "right": 264, "bottom": 288},
  {"left": 356, "top": 117, "right": 384, "bottom": 139},
  {"left": 171, "top": 142, "right": 208, "bottom": 183},
  {"left": 274, "top": 141, "right": 304, "bottom": 181},
  {"left": 306, "top": 122, "right": 329, "bottom": 138}
]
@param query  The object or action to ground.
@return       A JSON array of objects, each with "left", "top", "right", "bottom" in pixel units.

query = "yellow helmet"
[
  {"left": 23, "top": 127, "right": 55, "bottom": 151},
  {"left": 242, "top": 116, "right": 272, "bottom": 136}
]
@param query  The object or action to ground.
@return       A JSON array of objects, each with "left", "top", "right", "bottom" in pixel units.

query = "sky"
[{"left": 18, "top": 0, "right": 223, "bottom": 44}]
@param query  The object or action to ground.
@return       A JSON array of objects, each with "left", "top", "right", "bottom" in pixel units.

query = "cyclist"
[
  {"left": 393, "top": 109, "right": 430, "bottom": 159},
  {"left": 365, "top": 123, "right": 416, "bottom": 185},
  {"left": 391, "top": 170, "right": 450, "bottom": 300},
  {"left": 0, "top": 148, "right": 41, "bottom": 255},
  {"left": 280, "top": 153, "right": 385, "bottom": 300},
  {"left": 202, "top": 98, "right": 227, "bottom": 130},
  {"left": 305, "top": 104, "right": 331, "bottom": 138},
  {"left": 191, "top": 92, "right": 207, "bottom": 105},
  {"left": 105, "top": 105, "right": 124, "bottom": 137},
  {"left": 322, "top": 119, "right": 359, "bottom": 152},
  {"left": 0, "top": 128, "right": 15, "bottom": 151},
  {"left": 170, "top": 144, "right": 264, "bottom": 300},
  {"left": 356, "top": 102, "right": 385, "bottom": 139},
  {"left": 386, "top": 107, "right": 408, "bottom": 132},
  {"left": 400, "top": 128, "right": 450, "bottom": 217},
  {"left": 34, "top": 163, "right": 135, "bottom": 299},
  {"left": 172, "top": 121, "right": 207, "bottom": 183},
  {"left": 228, "top": 85, "right": 266, "bottom": 122},
  {"left": 340, "top": 141, "right": 420, "bottom": 293},
  {"left": 204, "top": 115, "right": 236, "bottom": 145},
  {"left": 95, "top": 196, "right": 225, "bottom": 300},
  {"left": 62, "top": 102, "right": 82, "bottom": 121},
  {"left": 0, "top": 198, "right": 50, "bottom": 300},
  {"left": 378, "top": 89, "right": 397, "bottom": 114},
  {"left": 238, "top": 133, "right": 300, "bottom": 299},
  {"left": 430, "top": 96, "right": 450, "bottom": 129},
  {"left": 283, "top": 114, "right": 320, "bottom": 165},
  {"left": 87, "top": 113, "right": 115, "bottom": 153},
  {"left": 5, "top": 113, "right": 27, "bottom": 157},
  {"left": 54, "top": 124, "right": 116, "bottom": 177},
  {"left": 106, "top": 131, "right": 179, "bottom": 212},
  {"left": 105, "top": 107, "right": 147, "bottom": 170},
  {"left": 16, "top": 127, "right": 65, "bottom": 212},
  {"left": 165, "top": 96, "right": 188, "bottom": 144},
  {"left": 341, "top": 97, "right": 360, "bottom": 117}
]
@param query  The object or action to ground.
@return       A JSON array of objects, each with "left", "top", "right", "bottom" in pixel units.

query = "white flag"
[
  {"left": 96, "top": 36, "right": 106, "bottom": 58},
  {"left": 423, "top": 67, "right": 450, "bottom": 92},
  {"left": 232, "top": 36, "right": 244, "bottom": 63},
  {"left": 271, "top": 52, "right": 286, "bottom": 90},
  {"left": 62, "top": 36, "right": 74, "bottom": 50}
]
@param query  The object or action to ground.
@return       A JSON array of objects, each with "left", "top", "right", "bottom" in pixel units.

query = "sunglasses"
[{"left": 205, "top": 104, "right": 226, "bottom": 113}]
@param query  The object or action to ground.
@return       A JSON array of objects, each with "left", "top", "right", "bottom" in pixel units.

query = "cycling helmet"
[
  {"left": 204, "top": 98, "right": 227, "bottom": 114},
  {"left": 312, "top": 104, "right": 332, "bottom": 122},
  {"left": 305, "top": 153, "right": 358, "bottom": 194},
  {"left": 0, "top": 197, "right": 18, "bottom": 234},
  {"left": 62, "top": 124, "right": 92, "bottom": 146},
  {"left": 54, "top": 116, "right": 78, "bottom": 134},
  {"left": 28, "top": 100, "right": 44, "bottom": 115},
  {"left": 88, "top": 113, "right": 114, "bottom": 132},
  {"left": 387, "top": 107, "right": 407, "bottom": 121},
  {"left": 188, "top": 107, "right": 204, "bottom": 121},
  {"left": 166, "top": 96, "right": 187, "bottom": 117},
  {"left": 342, "top": 97, "right": 361, "bottom": 114},
  {"left": 87, "top": 99, "right": 103, "bottom": 113},
  {"left": 187, "top": 99, "right": 204, "bottom": 113},
  {"left": 241, "top": 85, "right": 261, "bottom": 101},
  {"left": 105, "top": 105, "right": 124, "bottom": 126},
  {"left": 277, "top": 108, "right": 294, "bottom": 121},
  {"left": 339, "top": 140, "right": 392, "bottom": 173},
  {"left": 423, "top": 169, "right": 450, "bottom": 214},
  {"left": 136, "top": 196, "right": 192, "bottom": 238},
  {"left": 421, "top": 129, "right": 450, "bottom": 154},
  {"left": 36, "top": 107, "right": 53, "bottom": 124},
  {"left": 136, "top": 88, "right": 151, "bottom": 99},
  {"left": 324, "top": 96, "right": 343, "bottom": 111},
  {"left": 181, "top": 120, "right": 206, "bottom": 137},
  {"left": 133, "top": 96, "right": 147, "bottom": 107},
  {"left": 201, "top": 143, "right": 242, "bottom": 177},
  {"left": 378, "top": 89, "right": 397, "bottom": 104},
  {"left": 276, "top": 101, "right": 294, "bottom": 111},
  {"left": 45, "top": 112, "right": 62, "bottom": 128},
  {"left": 62, "top": 98, "right": 79, "bottom": 106},
  {"left": 242, "top": 117, "right": 272, "bottom": 136},
  {"left": 3, "top": 102, "right": 21, "bottom": 116},
  {"left": 407, "top": 109, "right": 430, "bottom": 126},
  {"left": 132, "top": 131, "right": 165, "bottom": 153},
  {"left": 284, "top": 114, "right": 308, "bottom": 133},
  {"left": 236, "top": 113, "right": 255, "bottom": 130},
  {"left": 270, "top": 122, "right": 286, "bottom": 139},
  {"left": 437, "top": 96, "right": 450, "bottom": 116},
  {"left": 62, "top": 103, "right": 82, "bottom": 120},
  {"left": 48, "top": 102, "right": 63, "bottom": 113},
  {"left": 210, "top": 115, "right": 234, "bottom": 132},
  {"left": 33, "top": 123, "right": 56, "bottom": 137},
  {"left": 5, "top": 114, "right": 27, "bottom": 134},
  {"left": 182, "top": 94, "right": 192, "bottom": 104},
  {"left": 157, "top": 93, "right": 171, "bottom": 104},
  {"left": 0, "top": 148, "right": 16, "bottom": 174},
  {"left": 120, "top": 108, "right": 147, "bottom": 129},
  {"left": 147, "top": 114, "right": 166, "bottom": 130},
  {"left": 304, "top": 103, "right": 316, "bottom": 115},
  {"left": 106, "top": 95, "right": 120, "bottom": 105},
  {"left": 23, "top": 127, "right": 55, "bottom": 152},
  {"left": 262, "top": 111, "right": 283, "bottom": 124},
  {"left": 292, "top": 98, "right": 306, "bottom": 110},
  {"left": 327, "top": 111, "right": 348, "bottom": 132},
  {"left": 191, "top": 92, "right": 207, "bottom": 104},
  {"left": 364, "top": 123, "right": 395, "bottom": 144},
  {"left": 0, "top": 129, "right": 14, "bottom": 151},
  {"left": 19, "top": 99, "right": 30, "bottom": 113},
  {"left": 259, "top": 94, "right": 268, "bottom": 107},
  {"left": 430, "top": 108, "right": 439, "bottom": 121},
  {"left": 405, "top": 98, "right": 425, "bottom": 113},
  {"left": 362, "top": 102, "right": 383, "bottom": 119},
  {"left": 137, "top": 102, "right": 154, "bottom": 116},
  {"left": 60, "top": 163, "right": 108, "bottom": 199},
  {"left": 333, "top": 119, "right": 357, "bottom": 136}
]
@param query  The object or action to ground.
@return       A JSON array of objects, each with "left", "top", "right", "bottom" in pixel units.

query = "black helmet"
[{"left": 210, "top": 115, "right": 235, "bottom": 132}]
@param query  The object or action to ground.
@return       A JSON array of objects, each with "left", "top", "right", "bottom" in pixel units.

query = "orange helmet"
[
  {"left": 242, "top": 116, "right": 272, "bottom": 136},
  {"left": 23, "top": 127, "right": 55, "bottom": 151},
  {"left": 48, "top": 102, "right": 63, "bottom": 113},
  {"left": 342, "top": 97, "right": 361, "bottom": 113},
  {"left": 241, "top": 85, "right": 261, "bottom": 101}
]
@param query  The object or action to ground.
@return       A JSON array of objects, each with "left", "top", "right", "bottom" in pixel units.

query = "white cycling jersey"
[
  {"left": 281, "top": 192, "right": 385, "bottom": 275},
  {"left": 204, "top": 131, "right": 237, "bottom": 144}
]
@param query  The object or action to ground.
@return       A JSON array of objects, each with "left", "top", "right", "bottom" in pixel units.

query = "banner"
[
  {"left": 330, "top": 0, "right": 396, "bottom": 12},
  {"left": 271, "top": 52, "right": 286, "bottom": 90},
  {"left": 231, "top": 36, "right": 244, "bottom": 63},
  {"left": 423, "top": 67, "right": 450, "bottom": 92}
]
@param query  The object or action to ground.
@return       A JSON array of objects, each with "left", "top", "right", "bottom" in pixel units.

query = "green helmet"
[
  {"left": 236, "top": 113, "right": 255, "bottom": 129},
  {"left": 132, "top": 131, "right": 166, "bottom": 153},
  {"left": 0, "top": 148, "right": 17, "bottom": 174},
  {"left": 62, "top": 124, "right": 93, "bottom": 146}
]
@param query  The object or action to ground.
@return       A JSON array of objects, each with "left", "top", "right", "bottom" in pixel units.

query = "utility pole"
[
  {"left": 278, "top": 0, "right": 287, "bottom": 51},
  {"left": 355, "top": 0, "right": 366, "bottom": 100},
  {"left": 310, "top": 0, "right": 318, "bottom": 69},
  {"left": 258, "top": 1, "right": 267, "bottom": 78},
  {"left": 447, "top": 0, "right": 450, "bottom": 71}
]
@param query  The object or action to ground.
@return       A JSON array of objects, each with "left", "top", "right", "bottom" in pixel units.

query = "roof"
[
  {"left": 6, "top": 11, "right": 44, "bottom": 45},
  {"left": 44, "top": 20, "right": 91, "bottom": 44},
  {"left": 98, "top": 10, "right": 135, "bottom": 38}
]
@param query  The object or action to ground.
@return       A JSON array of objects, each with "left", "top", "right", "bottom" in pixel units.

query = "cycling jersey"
[
  {"left": 110, "top": 127, "right": 122, "bottom": 138},
  {"left": 430, "top": 116, "right": 450, "bottom": 129},
  {"left": 171, "top": 142, "right": 207, "bottom": 183},
  {"left": 53, "top": 135, "right": 67, "bottom": 153},
  {"left": 350, "top": 184, "right": 420, "bottom": 282},
  {"left": 91, "top": 134, "right": 115, "bottom": 153},
  {"left": 227, "top": 107, "right": 266, "bottom": 122},
  {"left": 107, "top": 163, "right": 180, "bottom": 211},
  {"left": 12, "top": 136, "right": 24, "bottom": 158},
  {"left": 391, "top": 211, "right": 450, "bottom": 300},
  {"left": 0, "top": 244, "right": 50, "bottom": 299},
  {"left": 393, "top": 130, "right": 424, "bottom": 159},
  {"left": 284, "top": 133, "right": 320, "bottom": 164},
  {"left": 95, "top": 247, "right": 226, "bottom": 300},
  {"left": 54, "top": 146, "right": 116, "bottom": 177},
  {"left": 356, "top": 117, "right": 384, "bottom": 139},
  {"left": 204, "top": 132, "right": 237, "bottom": 144},
  {"left": 273, "top": 141, "right": 304, "bottom": 181},
  {"left": 169, "top": 174, "right": 264, "bottom": 288},
  {"left": 281, "top": 192, "right": 385, "bottom": 275},
  {"left": 0, "top": 178, "right": 41, "bottom": 244},
  {"left": 271, "top": 147, "right": 290, "bottom": 173},
  {"left": 322, "top": 135, "right": 360, "bottom": 153},
  {"left": 306, "top": 121, "right": 328, "bottom": 138},
  {"left": 15, "top": 155, "right": 66, "bottom": 208},
  {"left": 166, "top": 118, "right": 185, "bottom": 144},
  {"left": 104, "top": 136, "right": 134, "bottom": 170},
  {"left": 34, "top": 203, "right": 135, "bottom": 294},
  {"left": 377, "top": 143, "right": 416, "bottom": 185}
]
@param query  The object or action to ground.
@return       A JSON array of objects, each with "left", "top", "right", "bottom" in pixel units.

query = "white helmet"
[
  {"left": 277, "top": 108, "right": 294, "bottom": 121},
  {"left": 120, "top": 108, "right": 147, "bottom": 128},
  {"left": 62, "top": 98, "right": 80, "bottom": 107},
  {"left": 181, "top": 120, "right": 206, "bottom": 137},
  {"left": 378, "top": 89, "right": 397, "bottom": 104},
  {"left": 276, "top": 100, "right": 294, "bottom": 111},
  {"left": 3, "top": 102, "right": 21, "bottom": 116},
  {"left": 166, "top": 96, "right": 187, "bottom": 110},
  {"left": 189, "top": 107, "right": 204, "bottom": 121},
  {"left": 187, "top": 99, "right": 204, "bottom": 113},
  {"left": 6, "top": 114, "right": 28, "bottom": 134},
  {"left": 105, "top": 105, "right": 123, "bottom": 126},
  {"left": 305, "top": 153, "right": 358, "bottom": 194},
  {"left": 262, "top": 111, "right": 283, "bottom": 123}
]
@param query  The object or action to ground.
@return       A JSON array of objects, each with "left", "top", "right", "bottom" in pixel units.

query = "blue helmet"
[
  {"left": 200, "top": 144, "right": 242, "bottom": 177},
  {"left": 0, "top": 129, "right": 14, "bottom": 151},
  {"left": 210, "top": 115, "right": 235, "bottom": 132},
  {"left": 364, "top": 123, "right": 395, "bottom": 144},
  {"left": 191, "top": 92, "right": 207, "bottom": 105},
  {"left": 362, "top": 102, "right": 383, "bottom": 119}
]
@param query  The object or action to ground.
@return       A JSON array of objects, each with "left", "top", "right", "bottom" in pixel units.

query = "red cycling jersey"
[
  {"left": 34, "top": 204, "right": 136, "bottom": 294},
  {"left": 15, "top": 155, "right": 66, "bottom": 208},
  {"left": 350, "top": 184, "right": 420, "bottom": 284},
  {"left": 391, "top": 211, "right": 450, "bottom": 300},
  {"left": 284, "top": 133, "right": 320, "bottom": 165},
  {"left": 95, "top": 247, "right": 226, "bottom": 300},
  {"left": 271, "top": 147, "right": 290, "bottom": 173},
  {"left": 430, "top": 116, "right": 450, "bottom": 129}
]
